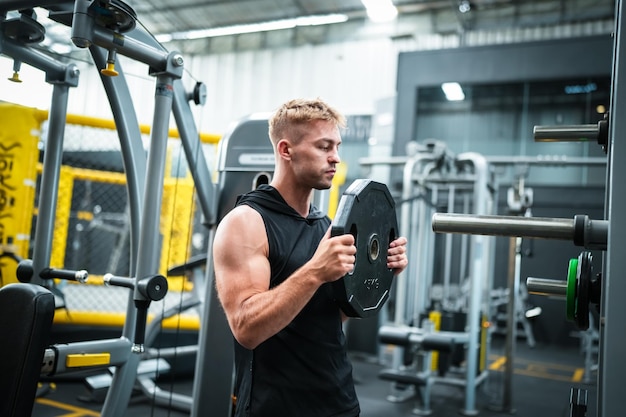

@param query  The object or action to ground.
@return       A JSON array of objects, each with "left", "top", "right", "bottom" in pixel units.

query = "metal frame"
[
  {"left": 369, "top": 142, "right": 495, "bottom": 415},
  {"left": 0, "top": 2, "right": 230, "bottom": 416},
  {"left": 599, "top": 1, "right": 626, "bottom": 415},
  {"left": 429, "top": 3, "right": 626, "bottom": 414}
]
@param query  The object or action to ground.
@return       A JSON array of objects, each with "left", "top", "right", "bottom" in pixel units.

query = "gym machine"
[
  {"left": 0, "top": 2, "right": 226, "bottom": 416},
  {"left": 432, "top": 213, "right": 604, "bottom": 416},
  {"left": 365, "top": 140, "right": 495, "bottom": 415},
  {"left": 0, "top": 283, "right": 55, "bottom": 417},
  {"left": 430, "top": 2, "right": 626, "bottom": 409},
  {"left": 378, "top": 320, "right": 471, "bottom": 415}
]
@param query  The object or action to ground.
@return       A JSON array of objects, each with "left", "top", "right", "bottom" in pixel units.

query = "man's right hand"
[{"left": 308, "top": 227, "right": 356, "bottom": 283}]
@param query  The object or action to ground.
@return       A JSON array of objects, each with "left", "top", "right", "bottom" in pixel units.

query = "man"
[{"left": 213, "top": 98, "right": 408, "bottom": 417}]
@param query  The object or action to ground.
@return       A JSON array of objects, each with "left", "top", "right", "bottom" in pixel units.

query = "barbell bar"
[
  {"left": 431, "top": 213, "right": 607, "bottom": 250},
  {"left": 533, "top": 113, "right": 609, "bottom": 151},
  {"left": 526, "top": 252, "right": 601, "bottom": 330}
]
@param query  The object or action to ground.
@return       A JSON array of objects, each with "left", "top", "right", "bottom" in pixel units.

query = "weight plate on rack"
[
  {"left": 575, "top": 251, "right": 592, "bottom": 330},
  {"left": 566, "top": 258, "right": 578, "bottom": 322}
]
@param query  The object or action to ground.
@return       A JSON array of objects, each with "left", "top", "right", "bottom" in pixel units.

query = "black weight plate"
[{"left": 330, "top": 179, "right": 398, "bottom": 318}]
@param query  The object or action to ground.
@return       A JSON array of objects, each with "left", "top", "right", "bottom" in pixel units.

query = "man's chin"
[{"left": 314, "top": 183, "right": 333, "bottom": 190}]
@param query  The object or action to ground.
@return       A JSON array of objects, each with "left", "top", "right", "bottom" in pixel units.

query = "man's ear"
[{"left": 277, "top": 139, "right": 291, "bottom": 160}]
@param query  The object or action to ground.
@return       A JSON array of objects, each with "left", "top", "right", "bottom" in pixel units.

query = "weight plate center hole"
[{"left": 368, "top": 234, "right": 380, "bottom": 262}]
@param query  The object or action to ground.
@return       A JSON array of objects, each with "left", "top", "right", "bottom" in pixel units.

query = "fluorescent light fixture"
[
  {"left": 156, "top": 13, "right": 349, "bottom": 42},
  {"left": 441, "top": 82, "right": 465, "bottom": 101},
  {"left": 361, "top": 0, "right": 398, "bottom": 22}
]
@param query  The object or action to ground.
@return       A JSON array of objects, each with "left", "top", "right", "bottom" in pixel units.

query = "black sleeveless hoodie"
[{"left": 232, "top": 185, "right": 359, "bottom": 417}]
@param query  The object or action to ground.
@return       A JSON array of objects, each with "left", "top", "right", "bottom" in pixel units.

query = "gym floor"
[{"left": 31, "top": 335, "right": 595, "bottom": 417}]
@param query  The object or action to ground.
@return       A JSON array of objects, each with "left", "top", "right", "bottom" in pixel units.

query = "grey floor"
[{"left": 31, "top": 335, "right": 595, "bottom": 417}]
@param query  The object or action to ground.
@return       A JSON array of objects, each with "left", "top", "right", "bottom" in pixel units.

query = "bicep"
[{"left": 213, "top": 207, "right": 271, "bottom": 316}]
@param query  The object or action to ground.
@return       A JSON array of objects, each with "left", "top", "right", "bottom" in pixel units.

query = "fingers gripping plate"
[{"left": 330, "top": 179, "right": 398, "bottom": 318}]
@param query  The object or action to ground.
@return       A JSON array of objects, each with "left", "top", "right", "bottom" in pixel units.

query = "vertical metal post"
[
  {"left": 100, "top": 71, "right": 176, "bottom": 417},
  {"left": 395, "top": 156, "right": 421, "bottom": 325},
  {"left": 502, "top": 236, "right": 521, "bottom": 412},
  {"left": 443, "top": 185, "right": 456, "bottom": 301},
  {"left": 405, "top": 196, "right": 419, "bottom": 323},
  {"left": 457, "top": 152, "right": 490, "bottom": 416},
  {"left": 459, "top": 193, "right": 470, "bottom": 284},
  {"left": 89, "top": 45, "right": 146, "bottom": 270},
  {"left": 414, "top": 163, "right": 438, "bottom": 323},
  {"left": 172, "top": 80, "right": 218, "bottom": 224},
  {"left": 31, "top": 84, "right": 70, "bottom": 285},
  {"left": 412, "top": 183, "right": 435, "bottom": 326},
  {"left": 599, "top": 1, "right": 626, "bottom": 416},
  {"left": 4, "top": 33, "right": 78, "bottom": 285}
]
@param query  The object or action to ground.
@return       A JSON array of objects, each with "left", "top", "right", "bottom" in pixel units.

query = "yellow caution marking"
[
  {"left": 572, "top": 368, "right": 585, "bottom": 382},
  {"left": 66, "top": 353, "right": 111, "bottom": 368},
  {"left": 489, "top": 354, "right": 583, "bottom": 382},
  {"left": 35, "top": 398, "right": 100, "bottom": 416},
  {"left": 489, "top": 356, "right": 507, "bottom": 370}
]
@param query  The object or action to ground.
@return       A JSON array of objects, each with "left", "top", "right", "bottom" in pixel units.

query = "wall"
[
  {"left": 391, "top": 34, "right": 613, "bottom": 190},
  {"left": 0, "top": 39, "right": 399, "bottom": 136},
  {"left": 395, "top": 35, "right": 614, "bottom": 155},
  {"left": 0, "top": 15, "right": 614, "bottom": 137}
]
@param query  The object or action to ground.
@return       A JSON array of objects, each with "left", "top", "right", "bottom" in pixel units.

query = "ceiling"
[
  {"left": 1, "top": 1, "right": 506, "bottom": 33},
  {"left": 94, "top": 0, "right": 614, "bottom": 37},
  {"left": 0, "top": 0, "right": 617, "bottom": 55}
]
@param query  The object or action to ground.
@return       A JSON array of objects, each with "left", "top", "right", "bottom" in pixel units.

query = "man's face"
[{"left": 288, "top": 119, "right": 342, "bottom": 190}]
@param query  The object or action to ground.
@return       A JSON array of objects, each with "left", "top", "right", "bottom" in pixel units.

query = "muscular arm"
[{"left": 214, "top": 205, "right": 356, "bottom": 350}]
